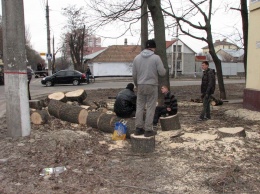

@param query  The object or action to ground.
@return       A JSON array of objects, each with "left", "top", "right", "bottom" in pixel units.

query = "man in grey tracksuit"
[{"left": 132, "top": 39, "right": 166, "bottom": 137}]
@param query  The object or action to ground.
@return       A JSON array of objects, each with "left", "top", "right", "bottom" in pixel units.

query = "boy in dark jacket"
[
  {"left": 198, "top": 61, "right": 216, "bottom": 121},
  {"left": 153, "top": 85, "right": 178, "bottom": 126},
  {"left": 114, "top": 83, "right": 137, "bottom": 118}
]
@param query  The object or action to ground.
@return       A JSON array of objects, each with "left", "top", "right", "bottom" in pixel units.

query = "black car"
[{"left": 41, "top": 70, "right": 86, "bottom": 86}]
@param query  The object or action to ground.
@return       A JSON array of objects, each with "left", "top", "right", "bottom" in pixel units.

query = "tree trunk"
[
  {"left": 207, "top": 27, "right": 226, "bottom": 99},
  {"left": 218, "top": 127, "right": 246, "bottom": 138},
  {"left": 147, "top": 0, "right": 170, "bottom": 105},
  {"left": 141, "top": 0, "right": 148, "bottom": 50},
  {"left": 30, "top": 110, "right": 50, "bottom": 125},
  {"left": 65, "top": 89, "right": 87, "bottom": 103},
  {"left": 86, "top": 111, "right": 104, "bottom": 129},
  {"left": 130, "top": 134, "right": 155, "bottom": 153},
  {"left": 29, "top": 100, "right": 43, "bottom": 110},
  {"left": 240, "top": 0, "right": 248, "bottom": 79},
  {"left": 97, "top": 113, "right": 117, "bottom": 133},
  {"left": 48, "top": 92, "right": 67, "bottom": 102},
  {"left": 48, "top": 99, "right": 88, "bottom": 124},
  {"left": 160, "top": 114, "right": 181, "bottom": 131}
]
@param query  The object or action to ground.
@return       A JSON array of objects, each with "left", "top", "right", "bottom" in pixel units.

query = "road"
[{"left": 0, "top": 77, "right": 245, "bottom": 118}]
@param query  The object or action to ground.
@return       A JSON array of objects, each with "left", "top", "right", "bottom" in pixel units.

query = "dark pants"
[
  {"left": 153, "top": 106, "right": 177, "bottom": 125},
  {"left": 86, "top": 74, "right": 90, "bottom": 83},
  {"left": 200, "top": 95, "right": 211, "bottom": 119}
]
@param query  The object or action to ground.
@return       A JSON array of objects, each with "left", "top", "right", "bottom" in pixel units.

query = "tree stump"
[
  {"left": 86, "top": 111, "right": 104, "bottom": 129},
  {"left": 48, "top": 92, "right": 67, "bottom": 102},
  {"left": 106, "top": 99, "right": 115, "bottom": 110},
  {"left": 30, "top": 110, "right": 49, "bottom": 125},
  {"left": 130, "top": 134, "right": 155, "bottom": 153},
  {"left": 65, "top": 89, "right": 87, "bottom": 103},
  {"left": 97, "top": 113, "right": 116, "bottom": 133},
  {"left": 29, "top": 100, "right": 43, "bottom": 110},
  {"left": 218, "top": 127, "right": 246, "bottom": 138},
  {"left": 48, "top": 99, "right": 88, "bottom": 124},
  {"left": 160, "top": 114, "right": 181, "bottom": 131}
]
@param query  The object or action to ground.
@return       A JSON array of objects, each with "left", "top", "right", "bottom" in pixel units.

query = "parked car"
[{"left": 41, "top": 70, "right": 86, "bottom": 86}]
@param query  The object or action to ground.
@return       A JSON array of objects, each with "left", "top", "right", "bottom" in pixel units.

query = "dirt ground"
[{"left": 0, "top": 83, "right": 260, "bottom": 194}]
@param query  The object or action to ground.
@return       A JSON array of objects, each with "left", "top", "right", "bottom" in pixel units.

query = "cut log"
[
  {"left": 218, "top": 127, "right": 246, "bottom": 138},
  {"left": 30, "top": 110, "right": 49, "bottom": 125},
  {"left": 48, "top": 99, "right": 88, "bottom": 124},
  {"left": 97, "top": 113, "right": 116, "bottom": 133},
  {"left": 29, "top": 100, "right": 43, "bottom": 110},
  {"left": 48, "top": 92, "right": 67, "bottom": 102},
  {"left": 65, "top": 89, "right": 87, "bottom": 103},
  {"left": 86, "top": 111, "right": 104, "bottom": 129},
  {"left": 130, "top": 134, "right": 155, "bottom": 153},
  {"left": 210, "top": 96, "right": 223, "bottom": 106},
  {"left": 160, "top": 114, "right": 181, "bottom": 131},
  {"left": 82, "top": 99, "right": 98, "bottom": 110}
]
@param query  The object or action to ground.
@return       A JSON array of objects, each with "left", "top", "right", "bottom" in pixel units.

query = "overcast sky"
[{"left": 1, "top": 0, "right": 244, "bottom": 55}]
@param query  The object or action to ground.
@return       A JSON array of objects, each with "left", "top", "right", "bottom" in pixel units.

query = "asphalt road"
[{"left": 0, "top": 77, "right": 245, "bottom": 118}]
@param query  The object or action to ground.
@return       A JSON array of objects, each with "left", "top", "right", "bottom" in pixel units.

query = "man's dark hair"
[
  {"left": 202, "top": 61, "right": 209, "bottom": 66},
  {"left": 145, "top": 39, "right": 156, "bottom": 49},
  {"left": 126, "top": 83, "right": 134, "bottom": 91}
]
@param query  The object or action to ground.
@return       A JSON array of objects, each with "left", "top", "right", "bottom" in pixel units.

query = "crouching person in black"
[
  {"left": 114, "top": 83, "right": 137, "bottom": 118},
  {"left": 153, "top": 85, "right": 177, "bottom": 126}
]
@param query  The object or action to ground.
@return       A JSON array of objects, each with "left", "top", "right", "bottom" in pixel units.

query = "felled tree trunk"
[
  {"left": 106, "top": 99, "right": 115, "bottom": 110},
  {"left": 30, "top": 110, "right": 49, "bottom": 124},
  {"left": 86, "top": 112, "right": 104, "bottom": 129},
  {"left": 29, "top": 100, "right": 43, "bottom": 110},
  {"left": 218, "top": 127, "right": 246, "bottom": 138},
  {"left": 160, "top": 114, "right": 181, "bottom": 131},
  {"left": 211, "top": 96, "right": 223, "bottom": 106},
  {"left": 97, "top": 113, "right": 116, "bottom": 133},
  {"left": 48, "top": 99, "right": 88, "bottom": 124},
  {"left": 65, "top": 89, "right": 87, "bottom": 103},
  {"left": 130, "top": 134, "right": 155, "bottom": 153},
  {"left": 48, "top": 92, "right": 67, "bottom": 102}
]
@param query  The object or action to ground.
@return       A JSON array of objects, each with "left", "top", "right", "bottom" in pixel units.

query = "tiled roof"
[
  {"left": 89, "top": 45, "right": 141, "bottom": 62},
  {"left": 195, "top": 56, "right": 207, "bottom": 61},
  {"left": 202, "top": 39, "right": 237, "bottom": 49},
  {"left": 166, "top": 40, "right": 177, "bottom": 48}
]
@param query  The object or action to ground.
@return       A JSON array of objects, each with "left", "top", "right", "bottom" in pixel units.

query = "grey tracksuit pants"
[{"left": 135, "top": 84, "right": 158, "bottom": 131}]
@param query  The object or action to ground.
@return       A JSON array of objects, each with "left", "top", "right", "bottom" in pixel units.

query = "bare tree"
[
  {"left": 231, "top": 0, "right": 248, "bottom": 79},
  {"left": 163, "top": 0, "right": 227, "bottom": 99},
  {"left": 62, "top": 5, "right": 88, "bottom": 72}
]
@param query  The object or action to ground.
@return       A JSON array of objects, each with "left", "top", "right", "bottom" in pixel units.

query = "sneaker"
[
  {"left": 134, "top": 128, "right": 145, "bottom": 135},
  {"left": 144, "top": 130, "right": 157, "bottom": 137}
]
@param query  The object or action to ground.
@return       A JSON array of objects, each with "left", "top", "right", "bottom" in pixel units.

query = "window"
[
  {"left": 65, "top": 71, "right": 75, "bottom": 76},
  {"left": 56, "top": 71, "right": 66, "bottom": 76}
]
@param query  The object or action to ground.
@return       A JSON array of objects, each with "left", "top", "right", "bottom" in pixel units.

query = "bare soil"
[{"left": 0, "top": 83, "right": 260, "bottom": 194}]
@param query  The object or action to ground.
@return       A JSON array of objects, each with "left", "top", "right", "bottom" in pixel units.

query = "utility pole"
[
  {"left": 80, "top": 25, "right": 85, "bottom": 72},
  {"left": 52, "top": 35, "right": 55, "bottom": 73},
  {"left": 46, "top": 0, "right": 52, "bottom": 76},
  {"left": 1, "top": 0, "right": 31, "bottom": 137},
  {"left": 174, "top": 26, "right": 179, "bottom": 78}
]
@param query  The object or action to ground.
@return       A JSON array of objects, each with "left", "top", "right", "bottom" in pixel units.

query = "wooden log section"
[
  {"left": 111, "top": 117, "right": 136, "bottom": 138},
  {"left": 86, "top": 112, "right": 104, "bottom": 129},
  {"left": 130, "top": 134, "right": 155, "bottom": 153},
  {"left": 48, "top": 92, "right": 67, "bottom": 102},
  {"left": 29, "top": 100, "right": 43, "bottom": 110},
  {"left": 160, "top": 114, "right": 181, "bottom": 131},
  {"left": 48, "top": 99, "right": 88, "bottom": 124},
  {"left": 65, "top": 89, "right": 87, "bottom": 103},
  {"left": 30, "top": 110, "right": 49, "bottom": 125},
  {"left": 97, "top": 113, "right": 116, "bottom": 133},
  {"left": 106, "top": 99, "right": 115, "bottom": 110},
  {"left": 210, "top": 97, "right": 223, "bottom": 106},
  {"left": 218, "top": 127, "right": 246, "bottom": 138}
]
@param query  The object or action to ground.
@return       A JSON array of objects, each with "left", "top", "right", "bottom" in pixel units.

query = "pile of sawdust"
[{"left": 225, "top": 108, "right": 260, "bottom": 121}]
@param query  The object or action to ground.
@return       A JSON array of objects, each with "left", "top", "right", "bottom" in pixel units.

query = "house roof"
[
  {"left": 83, "top": 48, "right": 107, "bottom": 61},
  {"left": 166, "top": 40, "right": 177, "bottom": 48},
  {"left": 86, "top": 47, "right": 107, "bottom": 54},
  {"left": 202, "top": 39, "right": 237, "bottom": 49},
  {"left": 195, "top": 56, "right": 207, "bottom": 61},
  {"left": 89, "top": 45, "right": 141, "bottom": 63},
  {"left": 221, "top": 49, "right": 244, "bottom": 57}
]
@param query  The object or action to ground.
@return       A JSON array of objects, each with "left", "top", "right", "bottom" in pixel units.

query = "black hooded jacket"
[
  {"left": 114, "top": 88, "right": 136, "bottom": 118},
  {"left": 201, "top": 68, "right": 216, "bottom": 95}
]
